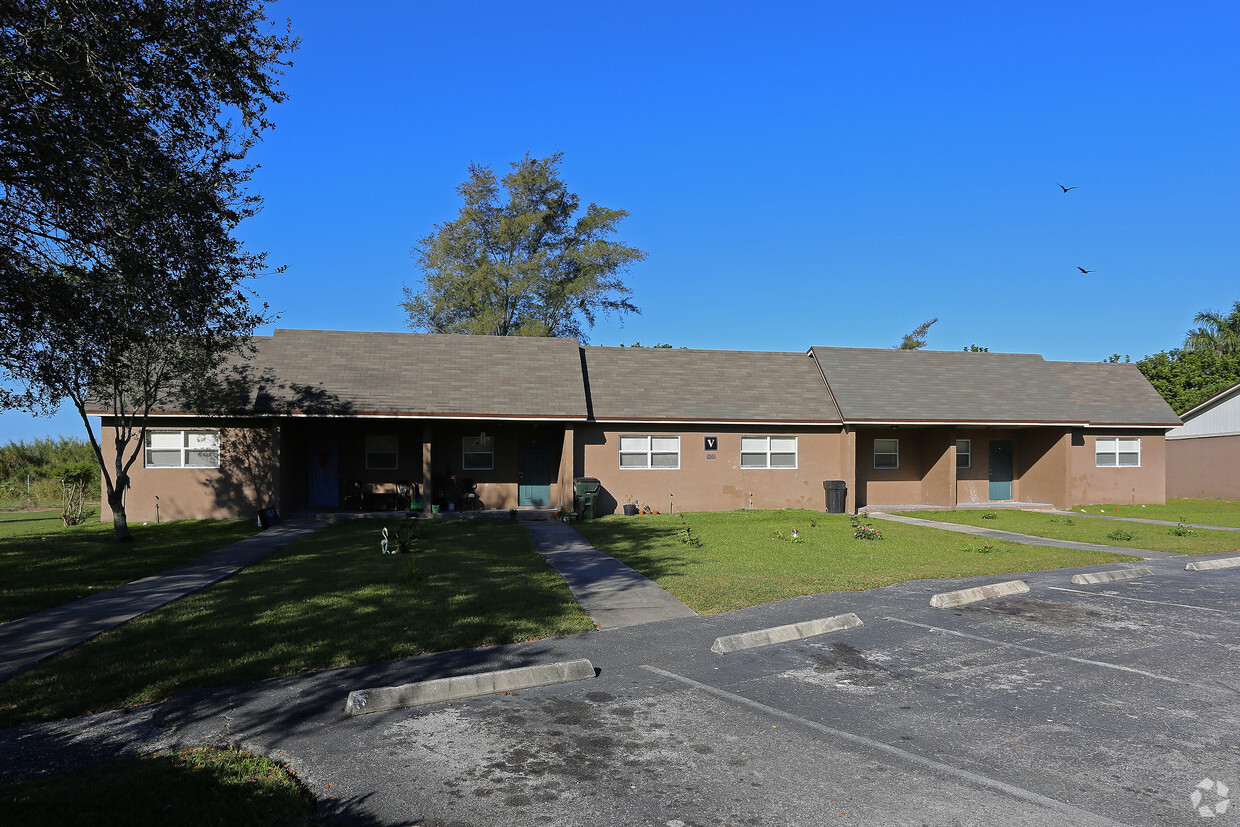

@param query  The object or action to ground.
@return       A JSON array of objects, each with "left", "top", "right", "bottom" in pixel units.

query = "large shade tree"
[
  {"left": 402, "top": 153, "right": 647, "bottom": 342},
  {"left": 0, "top": 0, "right": 296, "bottom": 539}
]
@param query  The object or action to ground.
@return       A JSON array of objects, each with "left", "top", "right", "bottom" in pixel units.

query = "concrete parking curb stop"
[
  {"left": 1185, "top": 556, "right": 1240, "bottom": 572},
  {"left": 344, "top": 658, "right": 596, "bottom": 716},
  {"left": 1071, "top": 566, "right": 1154, "bottom": 585},
  {"left": 710, "top": 613, "right": 863, "bottom": 654},
  {"left": 930, "top": 580, "right": 1029, "bottom": 608}
]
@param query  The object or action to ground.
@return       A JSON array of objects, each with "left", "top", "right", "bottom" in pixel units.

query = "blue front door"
[
  {"left": 519, "top": 440, "right": 552, "bottom": 507},
  {"left": 989, "top": 440, "right": 1013, "bottom": 500},
  {"left": 308, "top": 438, "right": 339, "bottom": 508}
]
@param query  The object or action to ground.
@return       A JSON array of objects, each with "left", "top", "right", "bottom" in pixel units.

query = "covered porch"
[
  {"left": 847, "top": 425, "right": 1074, "bottom": 511},
  {"left": 277, "top": 418, "right": 580, "bottom": 515}
]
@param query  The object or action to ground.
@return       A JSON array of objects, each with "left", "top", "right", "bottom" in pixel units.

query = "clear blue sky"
[{"left": 5, "top": 0, "right": 1238, "bottom": 442}]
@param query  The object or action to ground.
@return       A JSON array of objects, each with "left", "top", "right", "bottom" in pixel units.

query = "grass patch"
[
  {"left": 0, "top": 746, "right": 314, "bottom": 826},
  {"left": 0, "top": 519, "right": 594, "bottom": 727},
  {"left": 0, "top": 511, "right": 259, "bottom": 623},
  {"left": 901, "top": 509, "right": 1240, "bottom": 554},
  {"left": 1073, "top": 498, "right": 1240, "bottom": 528},
  {"left": 573, "top": 510, "right": 1135, "bottom": 615}
]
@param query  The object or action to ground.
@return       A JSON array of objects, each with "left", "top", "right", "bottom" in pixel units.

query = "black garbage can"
[
  {"left": 573, "top": 477, "right": 602, "bottom": 521},
  {"left": 823, "top": 480, "right": 847, "bottom": 514}
]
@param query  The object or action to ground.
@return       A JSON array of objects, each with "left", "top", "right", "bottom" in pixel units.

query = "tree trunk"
[{"left": 108, "top": 486, "right": 133, "bottom": 542}]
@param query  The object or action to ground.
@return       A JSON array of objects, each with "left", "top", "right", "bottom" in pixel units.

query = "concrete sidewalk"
[
  {"left": 0, "top": 518, "right": 328, "bottom": 682},
  {"left": 1046, "top": 509, "right": 1240, "bottom": 532},
  {"left": 868, "top": 512, "right": 1182, "bottom": 560},
  {"left": 522, "top": 520, "right": 697, "bottom": 628}
]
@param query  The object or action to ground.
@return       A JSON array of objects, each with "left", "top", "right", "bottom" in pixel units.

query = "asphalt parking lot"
[{"left": 4, "top": 557, "right": 1238, "bottom": 826}]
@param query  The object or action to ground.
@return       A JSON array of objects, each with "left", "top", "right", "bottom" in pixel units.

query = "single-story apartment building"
[
  {"left": 90, "top": 329, "right": 1182, "bottom": 522},
  {"left": 1165, "top": 380, "right": 1240, "bottom": 500}
]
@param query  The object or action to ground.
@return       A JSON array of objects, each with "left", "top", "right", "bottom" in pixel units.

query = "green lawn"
[
  {"left": 0, "top": 510, "right": 260, "bottom": 623},
  {"left": 897, "top": 508, "right": 1240, "bottom": 554},
  {"left": 0, "top": 519, "right": 595, "bottom": 726},
  {"left": 0, "top": 747, "right": 314, "bottom": 826},
  {"left": 1072, "top": 498, "right": 1240, "bottom": 528},
  {"left": 573, "top": 510, "right": 1139, "bottom": 615}
]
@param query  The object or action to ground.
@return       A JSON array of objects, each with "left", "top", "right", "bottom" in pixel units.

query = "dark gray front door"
[
  {"left": 308, "top": 438, "right": 339, "bottom": 508},
  {"left": 519, "top": 440, "right": 552, "bottom": 507},
  {"left": 989, "top": 440, "right": 1013, "bottom": 500}
]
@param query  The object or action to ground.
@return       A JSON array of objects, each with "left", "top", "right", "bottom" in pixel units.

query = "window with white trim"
[
  {"left": 740, "top": 436, "right": 797, "bottom": 469},
  {"left": 365, "top": 435, "right": 399, "bottom": 470},
  {"left": 956, "top": 439, "right": 971, "bottom": 469},
  {"left": 462, "top": 435, "right": 494, "bottom": 470},
  {"left": 1095, "top": 437, "right": 1140, "bottom": 467},
  {"left": 619, "top": 435, "right": 680, "bottom": 469},
  {"left": 874, "top": 438, "right": 899, "bottom": 469},
  {"left": 145, "top": 430, "right": 220, "bottom": 468}
]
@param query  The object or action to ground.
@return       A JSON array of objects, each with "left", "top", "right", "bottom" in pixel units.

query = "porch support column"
[
  {"left": 421, "top": 422, "right": 434, "bottom": 513},
  {"left": 947, "top": 427, "right": 959, "bottom": 507},
  {"left": 842, "top": 426, "right": 857, "bottom": 514},
  {"left": 558, "top": 425, "right": 575, "bottom": 510}
]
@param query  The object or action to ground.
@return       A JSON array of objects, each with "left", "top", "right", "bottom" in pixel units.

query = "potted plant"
[{"left": 623, "top": 493, "right": 639, "bottom": 517}]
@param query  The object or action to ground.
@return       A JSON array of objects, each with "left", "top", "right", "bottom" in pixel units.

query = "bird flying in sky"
[
  {"left": 1059, "top": 184, "right": 1077, "bottom": 192},
  {"left": 1077, "top": 266, "right": 1094, "bottom": 273}
]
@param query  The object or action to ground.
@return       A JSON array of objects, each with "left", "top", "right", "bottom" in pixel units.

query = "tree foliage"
[
  {"left": 0, "top": 0, "right": 296, "bottom": 538},
  {"left": 1185, "top": 300, "right": 1240, "bottom": 357},
  {"left": 1134, "top": 348, "right": 1240, "bottom": 414},
  {"left": 1123, "top": 299, "right": 1240, "bottom": 414},
  {"left": 896, "top": 318, "right": 938, "bottom": 349},
  {"left": 402, "top": 153, "right": 646, "bottom": 342}
]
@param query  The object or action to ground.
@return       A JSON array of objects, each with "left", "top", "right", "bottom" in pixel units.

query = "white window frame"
[
  {"left": 874, "top": 438, "right": 899, "bottom": 470},
  {"left": 462, "top": 435, "right": 494, "bottom": 470},
  {"left": 740, "top": 435, "right": 798, "bottom": 469},
  {"left": 619, "top": 435, "right": 680, "bottom": 469},
  {"left": 365, "top": 435, "right": 399, "bottom": 470},
  {"left": 144, "top": 429, "right": 220, "bottom": 469},
  {"left": 1095, "top": 437, "right": 1140, "bottom": 468},
  {"left": 956, "top": 439, "right": 971, "bottom": 469}
]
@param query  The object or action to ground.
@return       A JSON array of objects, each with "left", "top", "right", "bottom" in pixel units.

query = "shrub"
[{"left": 1106, "top": 528, "right": 1136, "bottom": 542}]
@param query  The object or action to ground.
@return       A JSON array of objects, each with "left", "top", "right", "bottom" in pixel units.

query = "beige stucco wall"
[
  {"left": 1014, "top": 429, "right": 1072, "bottom": 508},
  {"left": 1166, "top": 435, "right": 1240, "bottom": 499},
  {"left": 1068, "top": 431, "right": 1167, "bottom": 506},
  {"left": 576, "top": 425, "right": 846, "bottom": 514},
  {"left": 99, "top": 420, "right": 280, "bottom": 523}
]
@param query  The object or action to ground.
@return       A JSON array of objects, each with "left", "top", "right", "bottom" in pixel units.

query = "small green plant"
[
  {"left": 678, "top": 515, "right": 702, "bottom": 547},
  {"left": 962, "top": 543, "right": 1010, "bottom": 554},
  {"left": 770, "top": 528, "right": 802, "bottom": 544},
  {"left": 980, "top": 511, "right": 998, "bottom": 520},
  {"left": 393, "top": 516, "right": 421, "bottom": 552},
  {"left": 849, "top": 513, "right": 882, "bottom": 540},
  {"left": 1106, "top": 528, "right": 1136, "bottom": 542},
  {"left": 1169, "top": 523, "right": 1195, "bottom": 537},
  {"left": 1050, "top": 516, "right": 1075, "bottom": 525}
]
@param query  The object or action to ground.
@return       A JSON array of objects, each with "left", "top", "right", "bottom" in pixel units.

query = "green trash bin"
[{"left": 573, "top": 477, "right": 601, "bottom": 521}]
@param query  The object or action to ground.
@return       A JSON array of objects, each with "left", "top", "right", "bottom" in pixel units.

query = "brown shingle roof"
[
  {"left": 811, "top": 347, "right": 1089, "bottom": 424},
  {"left": 583, "top": 346, "right": 839, "bottom": 423},
  {"left": 1047, "top": 361, "right": 1181, "bottom": 427},
  {"left": 812, "top": 347, "right": 1179, "bottom": 427},
  {"left": 210, "top": 329, "right": 589, "bottom": 419}
]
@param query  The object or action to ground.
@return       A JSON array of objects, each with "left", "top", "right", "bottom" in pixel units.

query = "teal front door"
[
  {"left": 519, "top": 440, "right": 552, "bottom": 507},
  {"left": 989, "top": 440, "right": 1013, "bottom": 500}
]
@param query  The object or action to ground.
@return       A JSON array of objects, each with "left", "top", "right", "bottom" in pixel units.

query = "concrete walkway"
[
  {"left": 1046, "top": 509, "right": 1240, "bottom": 532},
  {"left": 0, "top": 518, "right": 328, "bottom": 682},
  {"left": 868, "top": 512, "right": 1183, "bottom": 560},
  {"left": 522, "top": 520, "right": 697, "bottom": 629}
]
